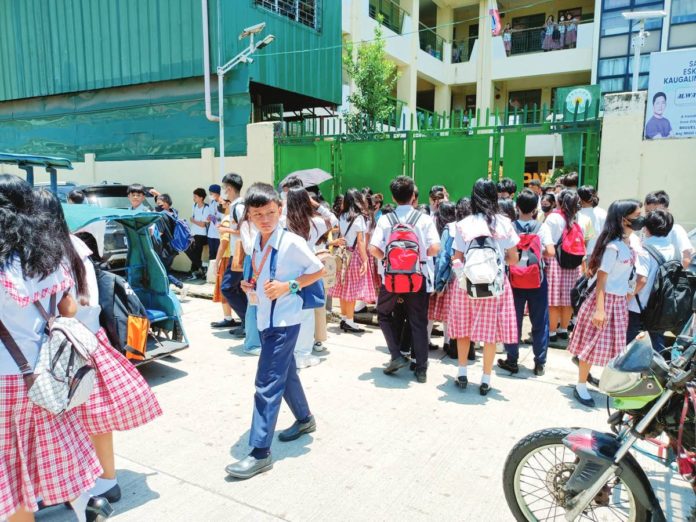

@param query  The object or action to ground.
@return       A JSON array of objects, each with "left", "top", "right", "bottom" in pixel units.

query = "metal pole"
[
  {"left": 202, "top": 0, "right": 219, "bottom": 122},
  {"left": 551, "top": 133, "right": 558, "bottom": 179},
  {"left": 631, "top": 19, "right": 644, "bottom": 92},
  {"left": 218, "top": 70, "right": 225, "bottom": 179}
]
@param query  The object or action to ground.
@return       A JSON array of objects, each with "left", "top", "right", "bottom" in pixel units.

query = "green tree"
[{"left": 343, "top": 20, "right": 399, "bottom": 134}]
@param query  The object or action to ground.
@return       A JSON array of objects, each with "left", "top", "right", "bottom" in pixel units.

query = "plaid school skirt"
[
  {"left": 447, "top": 279, "right": 470, "bottom": 339},
  {"left": 568, "top": 291, "right": 629, "bottom": 367},
  {"left": 0, "top": 376, "right": 103, "bottom": 518},
  {"left": 77, "top": 329, "right": 163, "bottom": 435},
  {"left": 546, "top": 256, "right": 581, "bottom": 307},
  {"left": 329, "top": 249, "right": 377, "bottom": 303},
  {"left": 213, "top": 256, "right": 230, "bottom": 303},
  {"left": 428, "top": 284, "right": 451, "bottom": 322}
]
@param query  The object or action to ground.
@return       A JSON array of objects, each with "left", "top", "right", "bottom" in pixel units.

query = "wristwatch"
[{"left": 288, "top": 280, "right": 300, "bottom": 294}]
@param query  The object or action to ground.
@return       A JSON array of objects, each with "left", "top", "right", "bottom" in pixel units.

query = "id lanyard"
[{"left": 250, "top": 242, "right": 273, "bottom": 289}]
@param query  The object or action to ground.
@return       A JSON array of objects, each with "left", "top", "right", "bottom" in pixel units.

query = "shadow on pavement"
[
  {"left": 556, "top": 384, "right": 608, "bottom": 411},
  {"left": 357, "top": 367, "right": 412, "bottom": 389},
  {"left": 138, "top": 361, "right": 189, "bottom": 387},
  {"left": 436, "top": 378, "right": 510, "bottom": 405},
  {"left": 643, "top": 468, "right": 695, "bottom": 521}
]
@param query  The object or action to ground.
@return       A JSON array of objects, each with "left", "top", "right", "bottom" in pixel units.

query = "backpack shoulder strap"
[
  {"left": 269, "top": 230, "right": 285, "bottom": 281},
  {"left": 405, "top": 210, "right": 421, "bottom": 227},
  {"left": 0, "top": 318, "right": 33, "bottom": 375},
  {"left": 643, "top": 244, "right": 666, "bottom": 265},
  {"left": 386, "top": 213, "right": 398, "bottom": 228},
  {"left": 231, "top": 202, "right": 241, "bottom": 225}
]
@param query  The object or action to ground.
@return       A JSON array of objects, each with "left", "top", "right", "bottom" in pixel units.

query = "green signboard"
[{"left": 555, "top": 85, "right": 601, "bottom": 121}]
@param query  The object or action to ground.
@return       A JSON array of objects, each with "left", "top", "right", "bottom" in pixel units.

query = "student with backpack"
[
  {"left": 448, "top": 179, "right": 520, "bottom": 396},
  {"left": 329, "top": 189, "right": 376, "bottom": 334},
  {"left": 567, "top": 200, "right": 642, "bottom": 407},
  {"left": 643, "top": 190, "right": 694, "bottom": 269},
  {"left": 498, "top": 189, "right": 555, "bottom": 376},
  {"left": 225, "top": 183, "right": 324, "bottom": 480},
  {"left": 184, "top": 188, "right": 210, "bottom": 281},
  {"left": 544, "top": 190, "right": 587, "bottom": 345},
  {"left": 369, "top": 176, "right": 441, "bottom": 384},
  {"left": 429, "top": 201, "right": 457, "bottom": 354},
  {"left": 0, "top": 175, "right": 109, "bottom": 522}
]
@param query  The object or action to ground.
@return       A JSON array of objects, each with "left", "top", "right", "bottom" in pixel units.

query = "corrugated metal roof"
[{"left": 0, "top": 0, "right": 341, "bottom": 105}]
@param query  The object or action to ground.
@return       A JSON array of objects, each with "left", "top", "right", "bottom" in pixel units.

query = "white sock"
[
  {"left": 549, "top": 330, "right": 557, "bottom": 337},
  {"left": 576, "top": 383, "right": 591, "bottom": 400},
  {"left": 458, "top": 366, "right": 468, "bottom": 377},
  {"left": 558, "top": 328, "right": 568, "bottom": 334},
  {"left": 70, "top": 490, "right": 91, "bottom": 522},
  {"left": 427, "top": 320, "right": 434, "bottom": 341},
  {"left": 481, "top": 374, "right": 491, "bottom": 386},
  {"left": 443, "top": 323, "right": 449, "bottom": 343},
  {"left": 340, "top": 315, "right": 347, "bottom": 322},
  {"left": 90, "top": 477, "right": 117, "bottom": 497},
  {"left": 224, "top": 315, "right": 233, "bottom": 321}
]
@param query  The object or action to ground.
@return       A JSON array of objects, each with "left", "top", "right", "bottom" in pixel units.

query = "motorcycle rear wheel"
[{"left": 502, "top": 427, "right": 649, "bottom": 522}]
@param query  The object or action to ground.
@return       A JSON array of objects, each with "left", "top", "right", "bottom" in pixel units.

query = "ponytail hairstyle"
[
  {"left": 470, "top": 178, "right": 499, "bottom": 232},
  {"left": 436, "top": 201, "right": 456, "bottom": 235},
  {"left": 577, "top": 185, "right": 599, "bottom": 208},
  {"left": 588, "top": 199, "right": 641, "bottom": 275},
  {"left": 556, "top": 189, "right": 581, "bottom": 230},
  {"left": 361, "top": 188, "right": 376, "bottom": 232},
  {"left": 285, "top": 187, "right": 317, "bottom": 241},
  {"left": 341, "top": 188, "right": 367, "bottom": 222},
  {"left": 33, "top": 188, "right": 89, "bottom": 302}
]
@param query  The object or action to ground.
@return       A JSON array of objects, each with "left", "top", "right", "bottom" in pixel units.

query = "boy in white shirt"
[{"left": 644, "top": 190, "right": 693, "bottom": 269}]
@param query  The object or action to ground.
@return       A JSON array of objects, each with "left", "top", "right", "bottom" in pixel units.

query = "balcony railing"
[
  {"left": 368, "top": 0, "right": 407, "bottom": 35},
  {"left": 419, "top": 23, "right": 445, "bottom": 60},
  {"left": 507, "top": 19, "right": 592, "bottom": 56},
  {"left": 452, "top": 36, "right": 476, "bottom": 63}
]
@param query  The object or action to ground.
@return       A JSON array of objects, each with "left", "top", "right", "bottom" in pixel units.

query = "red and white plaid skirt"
[
  {"left": 428, "top": 285, "right": 450, "bottom": 322},
  {"left": 546, "top": 256, "right": 581, "bottom": 307},
  {"left": 447, "top": 280, "right": 470, "bottom": 339},
  {"left": 568, "top": 291, "right": 628, "bottom": 367},
  {"left": 329, "top": 250, "right": 377, "bottom": 303},
  {"left": 77, "top": 329, "right": 163, "bottom": 435},
  {"left": 0, "top": 376, "right": 103, "bottom": 518}
]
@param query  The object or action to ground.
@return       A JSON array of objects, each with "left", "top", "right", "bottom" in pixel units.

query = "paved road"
[{"left": 39, "top": 297, "right": 694, "bottom": 521}]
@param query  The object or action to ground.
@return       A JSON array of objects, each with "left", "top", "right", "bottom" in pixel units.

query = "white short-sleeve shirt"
[
  {"left": 207, "top": 203, "right": 222, "bottom": 239},
  {"left": 70, "top": 236, "right": 102, "bottom": 333},
  {"left": 279, "top": 215, "right": 329, "bottom": 251},
  {"left": 453, "top": 214, "right": 520, "bottom": 259},
  {"left": 545, "top": 211, "right": 594, "bottom": 245},
  {"left": 228, "top": 198, "right": 246, "bottom": 257},
  {"left": 339, "top": 214, "right": 367, "bottom": 248},
  {"left": 515, "top": 218, "right": 553, "bottom": 247},
  {"left": 190, "top": 203, "right": 209, "bottom": 236},
  {"left": 252, "top": 227, "right": 324, "bottom": 331},
  {"left": 598, "top": 239, "right": 636, "bottom": 296},
  {"left": 628, "top": 235, "right": 676, "bottom": 313},
  {"left": 370, "top": 206, "right": 440, "bottom": 291},
  {"left": 579, "top": 206, "right": 607, "bottom": 255},
  {"left": 670, "top": 223, "right": 692, "bottom": 255}
]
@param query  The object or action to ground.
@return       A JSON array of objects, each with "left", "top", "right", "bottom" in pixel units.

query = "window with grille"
[{"left": 254, "top": 0, "right": 320, "bottom": 30}]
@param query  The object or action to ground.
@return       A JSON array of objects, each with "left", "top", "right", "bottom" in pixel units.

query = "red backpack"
[
  {"left": 553, "top": 210, "right": 586, "bottom": 269},
  {"left": 509, "top": 220, "right": 544, "bottom": 289},
  {"left": 384, "top": 211, "right": 424, "bottom": 293}
]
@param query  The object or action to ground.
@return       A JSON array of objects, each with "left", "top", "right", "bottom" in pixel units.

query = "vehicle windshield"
[{"left": 86, "top": 195, "right": 155, "bottom": 210}]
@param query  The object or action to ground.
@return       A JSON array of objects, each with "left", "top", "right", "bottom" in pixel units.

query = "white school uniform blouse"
[
  {"left": 598, "top": 239, "right": 636, "bottom": 296},
  {"left": 278, "top": 215, "right": 329, "bottom": 251},
  {"left": 370, "top": 206, "right": 440, "bottom": 292},
  {"left": 70, "top": 235, "right": 102, "bottom": 334},
  {"left": 252, "top": 227, "right": 324, "bottom": 331},
  {"left": 453, "top": 214, "right": 520, "bottom": 260},
  {"left": 629, "top": 235, "right": 676, "bottom": 314},
  {"left": 670, "top": 223, "right": 691, "bottom": 255},
  {"left": 0, "top": 260, "right": 73, "bottom": 375},
  {"left": 579, "top": 206, "right": 607, "bottom": 255},
  {"left": 338, "top": 214, "right": 367, "bottom": 248}
]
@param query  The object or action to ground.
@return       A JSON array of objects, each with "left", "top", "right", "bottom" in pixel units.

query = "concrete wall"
[{"left": 598, "top": 92, "right": 696, "bottom": 230}]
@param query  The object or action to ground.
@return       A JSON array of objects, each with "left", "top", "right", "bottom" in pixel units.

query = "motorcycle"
[{"left": 502, "top": 318, "right": 696, "bottom": 521}]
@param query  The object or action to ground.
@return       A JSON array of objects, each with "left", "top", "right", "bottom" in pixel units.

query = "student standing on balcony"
[
  {"left": 566, "top": 14, "right": 578, "bottom": 48},
  {"left": 542, "top": 15, "right": 559, "bottom": 51},
  {"left": 558, "top": 15, "right": 567, "bottom": 48},
  {"left": 503, "top": 23, "right": 512, "bottom": 56}
]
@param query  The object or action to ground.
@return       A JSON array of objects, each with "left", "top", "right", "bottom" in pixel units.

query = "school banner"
[
  {"left": 644, "top": 49, "right": 696, "bottom": 140},
  {"left": 555, "top": 85, "right": 601, "bottom": 121}
]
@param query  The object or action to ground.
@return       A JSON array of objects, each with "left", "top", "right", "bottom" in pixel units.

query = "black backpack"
[
  {"left": 637, "top": 245, "right": 696, "bottom": 333},
  {"left": 94, "top": 264, "right": 149, "bottom": 359}
]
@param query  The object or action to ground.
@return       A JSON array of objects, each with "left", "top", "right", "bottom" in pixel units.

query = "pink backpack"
[
  {"left": 553, "top": 210, "right": 586, "bottom": 269},
  {"left": 383, "top": 211, "right": 424, "bottom": 293}
]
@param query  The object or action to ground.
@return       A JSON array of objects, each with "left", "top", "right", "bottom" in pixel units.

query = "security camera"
[
  {"left": 255, "top": 34, "right": 275, "bottom": 51},
  {"left": 239, "top": 22, "right": 266, "bottom": 39},
  {"left": 621, "top": 10, "right": 666, "bottom": 20}
]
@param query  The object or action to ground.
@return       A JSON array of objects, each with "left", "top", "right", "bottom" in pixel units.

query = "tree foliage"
[{"left": 343, "top": 20, "right": 399, "bottom": 134}]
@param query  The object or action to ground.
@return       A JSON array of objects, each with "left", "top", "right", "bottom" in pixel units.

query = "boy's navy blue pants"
[
  {"left": 249, "top": 324, "right": 311, "bottom": 449},
  {"left": 221, "top": 258, "right": 248, "bottom": 324},
  {"left": 504, "top": 278, "right": 549, "bottom": 365}
]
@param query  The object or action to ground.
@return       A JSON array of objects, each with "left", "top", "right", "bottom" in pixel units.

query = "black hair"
[
  {"left": 588, "top": 199, "right": 641, "bottom": 275},
  {"left": 244, "top": 182, "right": 281, "bottom": 211},
  {"left": 74, "top": 232, "right": 103, "bottom": 263},
  {"left": 516, "top": 188, "right": 539, "bottom": 215},
  {"left": 556, "top": 189, "right": 580, "bottom": 229},
  {"left": 285, "top": 187, "right": 317, "bottom": 241},
  {"left": 222, "top": 173, "right": 243, "bottom": 192},
  {"left": 644, "top": 190, "right": 670, "bottom": 208},
  {"left": 381, "top": 204, "right": 395, "bottom": 215},
  {"left": 644, "top": 209, "right": 673, "bottom": 238},
  {"left": 653, "top": 91, "right": 666, "bottom": 104},
  {"left": 68, "top": 189, "right": 85, "bottom": 204},
  {"left": 33, "top": 188, "right": 89, "bottom": 301},
  {"left": 341, "top": 188, "right": 367, "bottom": 221},
  {"left": 429, "top": 184, "right": 446, "bottom": 198},
  {"left": 332, "top": 195, "right": 344, "bottom": 218},
  {"left": 577, "top": 185, "right": 598, "bottom": 207},
  {"left": 541, "top": 193, "right": 556, "bottom": 212},
  {"left": 193, "top": 188, "right": 207, "bottom": 200},
  {"left": 561, "top": 172, "right": 579, "bottom": 188},
  {"left": 498, "top": 198, "right": 517, "bottom": 221},
  {"left": 281, "top": 175, "right": 304, "bottom": 190},
  {"left": 390, "top": 176, "right": 415, "bottom": 205},
  {"left": 496, "top": 177, "right": 517, "bottom": 196},
  {"left": 455, "top": 197, "right": 472, "bottom": 221},
  {"left": 127, "top": 183, "right": 146, "bottom": 195},
  {"left": 471, "top": 178, "right": 499, "bottom": 231},
  {"left": 528, "top": 179, "right": 541, "bottom": 188},
  {"left": 157, "top": 193, "right": 173, "bottom": 207},
  {"left": 0, "top": 175, "right": 65, "bottom": 281},
  {"left": 360, "top": 190, "right": 376, "bottom": 232},
  {"left": 436, "top": 201, "right": 456, "bottom": 235},
  {"left": 416, "top": 204, "right": 429, "bottom": 215}
]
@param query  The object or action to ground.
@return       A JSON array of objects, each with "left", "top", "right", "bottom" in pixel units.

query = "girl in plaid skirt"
[
  {"left": 0, "top": 176, "right": 107, "bottom": 522},
  {"left": 329, "top": 189, "right": 376, "bottom": 333},
  {"left": 568, "top": 200, "right": 643, "bottom": 407},
  {"left": 450, "top": 179, "right": 520, "bottom": 396}
]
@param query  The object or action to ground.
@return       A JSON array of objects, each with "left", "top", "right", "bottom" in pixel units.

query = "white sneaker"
[
  {"left": 243, "top": 346, "right": 261, "bottom": 356},
  {"left": 313, "top": 342, "right": 326, "bottom": 353},
  {"left": 296, "top": 355, "right": 320, "bottom": 369}
]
